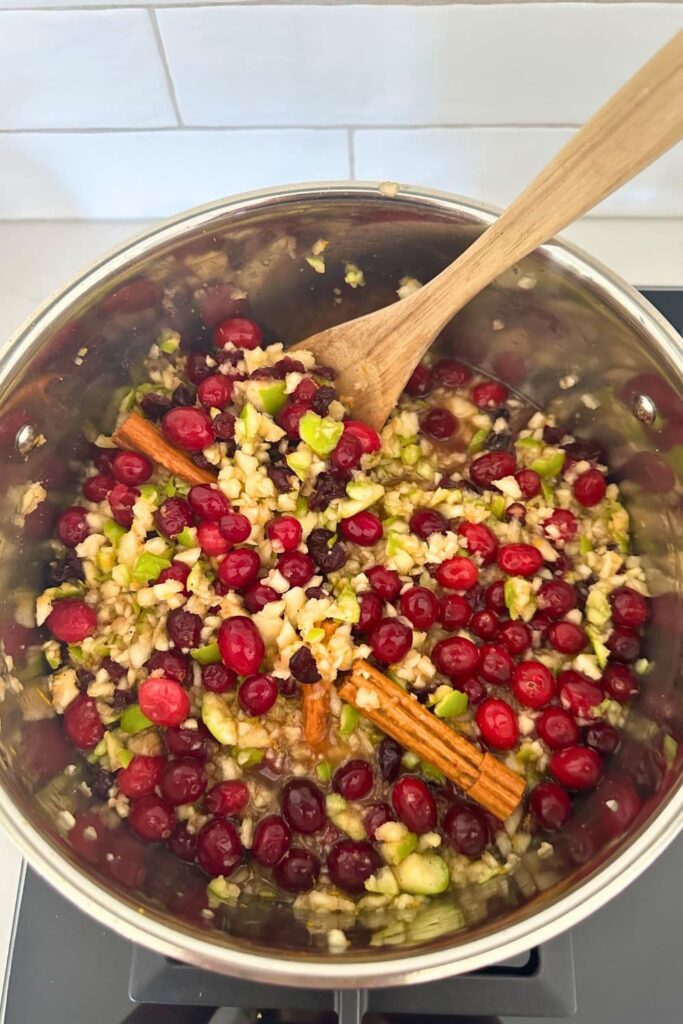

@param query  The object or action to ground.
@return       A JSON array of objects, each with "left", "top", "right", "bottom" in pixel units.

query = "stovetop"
[{"left": 2, "top": 289, "right": 681, "bottom": 1024}]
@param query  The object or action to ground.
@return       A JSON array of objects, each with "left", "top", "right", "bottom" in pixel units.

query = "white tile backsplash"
[{"left": 0, "top": 10, "right": 177, "bottom": 129}]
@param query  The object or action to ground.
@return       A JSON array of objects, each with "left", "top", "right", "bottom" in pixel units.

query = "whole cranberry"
[
  {"left": 219, "top": 511, "right": 252, "bottom": 544},
  {"left": 214, "top": 316, "right": 262, "bottom": 350},
  {"left": 472, "top": 380, "right": 507, "bottom": 409},
  {"left": 404, "top": 364, "right": 433, "bottom": 397},
  {"left": 378, "top": 737, "right": 404, "bottom": 783},
  {"left": 439, "top": 594, "right": 472, "bottom": 631},
  {"left": 512, "top": 661, "right": 555, "bottom": 708},
  {"left": 167, "top": 608, "right": 202, "bottom": 649},
  {"left": 166, "top": 723, "right": 211, "bottom": 759},
  {"left": 392, "top": 777, "right": 437, "bottom": 833},
  {"left": 356, "top": 592, "right": 383, "bottom": 634},
  {"left": 108, "top": 483, "right": 138, "bottom": 528},
  {"left": 497, "top": 620, "right": 531, "bottom": 655},
  {"left": 340, "top": 511, "right": 383, "bottom": 547},
  {"left": 479, "top": 644, "right": 513, "bottom": 685},
  {"left": 595, "top": 775, "right": 642, "bottom": 839},
  {"left": 205, "top": 780, "right": 250, "bottom": 816},
  {"left": 47, "top": 599, "right": 97, "bottom": 643},
  {"left": 188, "top": 484, "right": 231, "bottom": 521},
  {"left": 214, "top": 411, "right": 236, "bottom": 440},
  {"left": 364, "top": 802, "right": 395, "bottom": 839},
  {"left": 112, "top": 451, "right": 153, "bottom": 486},
  {"left": 218, "top": 617, "right": 265, "bottom": 675},
  {"left": 197, "top": 521, "right": 231, "bottom": 556},
  {"left": 278, "top": 551, "right": 315, "bottom": 588},
  {"left": 83, "top": 474, "right": 115, "bottom": 503},
  {"left": 537, "top": 707, "right": 579, "bottom": 749},
  {"left": 57, "top": 507, "right": 90, "bottom": 548},
  {"left": 584, "top": 720, "right": 621, "bottom": 756},
  {"left": 515, "top": 469, "right": 541, "bottom": 498},
  {"left": 267, "top": 516, "right": 302, "bottom": 551},
  {"left": 327, "top": 840, "right": 381, "bottom": 893},
  {"left": 470, "top": 451, "right": 516, "bottom": 488},
  {"left": 409, "top": 508, "right": 447, "bottom": 539},
  {"left": 549, "top": 621, "right": 587, "bottom": 655},
  {"left": 331, "top": 431, "right": 363, "bottom": 471},
  {"left": 558, "top": 671, "right": 602, "bottom": 717},
  {"left": 459, "top": 676, "right": 486, "bottom": 705},
  {"left": 476, "top": 698, "right": 519, "bottom": 750},
  {"left": 434, "top": 359, "right": 471, "bottom": 389},
  {"left": 529, "top": 782, "right": 572, "bottom": 831},
  {"left": 611, "top": 586, "right": 649, "bottom": 628},
  {"left": 342, "top": 420, "right": 381, "bottom": 454},
  {"left": 238, "top": 674, "right": 278, "bottom": 716},
  {"left": 148, "top": 649, "right": 191, "bottom": 685},
  {"left": 538, "top": 580, "right": 577, "bottom": 619},
  {"left": 273, "top": 848, "right": 320, "bottom": 892},
  {"left": 155, "top": 497, "right": 195, "bottom": 538},
  {"left": 243, "top": 582, "right": 279, "bottom": 613},
  {"left": 369, "top": 619, "right": 413, "bottom": 663},
  {"left": 252, "top": 814, "right": 291, "bottom": 866},
  {"left": 294, "top": 377, "right": 318, "bottom": 404},
  {"left": 276, "top": 402, "right": 309, "bottom": 439},
  {"left": 157, "top": 561, "right": 191, "bottom": 594},
  {"left": 196, "top": 818, "right": 243, "bottom": 877},
  {"left": 457, "top": 522, "right": 498, "bottom": 565},
  {"left": 185, "top": 352, "right": 213, "bottom": 384},
  {"left": 118, "top": 755, "right": 164, "bottom": 798},
  {"left": 497, "top": 543, "right": 543, "bottom": 577},
  {"left": 333, "top": 759, "right": 374, "bottom": 801},
  {"left": 218, "top": 547, "right": 261, "bottom": 590},
  {"left": 421, "top": 407, "right": 458, "bottom": 441},
  {"left": 436, "top": 556, "right": 478, "bottom": 591},
  {"left": 432, "top": 636, "right": 480, "bottom": 677},
  {"left": 162, "top": 407, "right": 215, "bottom": 452},
  {"left": 201, "top": 662, "right": 236, "bottom": 694},
  {"left": 550, "top": 746, "right": 603, "bottom": 790},
  {"left": 443, "top": 801, "right": 489, "bottom": 858},
  {"left": 198, "top": 374, "right": 232, "bottom": 409},
  {"left": 138, "top": 677, "right": 190, "bottom": 727},
  {"left": 282, "top": 778, "right": 326, "bottom": 834},
  {"left": 63, "top": 694, "right": 104, "bottom": 749},
  {"left": 128, "top": 795, "right": 174, "bottom": 843},
  {"left": 167, "top": 824, "right": 198, "bottom": 863},
  {"left": 161, "top": 757, "right": 207, "bottom": 806},
  {"left": 543, "top": 508, "right": 577, "bottom": 544},
  {"left": 602, "top": 663, "right": 639, "bottom": 702},
  {"left": 399, "top": 587, "right": 440, "bottom": 629},
  {"left": 607, "top": 628, "right": 641, "bottom": 663},
  {"left": 574, "top": 469, "right": 606, "bottom": 507}
]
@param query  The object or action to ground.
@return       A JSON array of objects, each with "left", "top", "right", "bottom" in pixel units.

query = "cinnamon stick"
[
  {"left": 339, "top": 660, "right": 525, "bottom": 820},
  {"left": 300, "top": 622, "right": 338, "bottom": 749},
  {"left": 113, "top": 412, "right": 216, "bottom": 486}
]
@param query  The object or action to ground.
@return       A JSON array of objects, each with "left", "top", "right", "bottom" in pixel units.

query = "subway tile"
[
  {"left": 354, "top": 127, "right": 683, "bottom": 216},
  {"left": 0, "top": 10, "right": 176, "bottom": 129},
  {"left": 0, "top": 129, "right": 350, "bottom": 219},
  {"left": 157, "top": 4, "right": 683, "bottom": 127}
]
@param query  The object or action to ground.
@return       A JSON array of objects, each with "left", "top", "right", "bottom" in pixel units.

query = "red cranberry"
[
  {"left": 218, "top": 547, "right": 261, "bottom": 590},
  {"left": 162, "top": 408, "right": 215, "bottom": 452},
  {"left": 282, "top": 778, "right": 326, "bottom": 834},
  {"left": 218, "top": 616, "right": 264, "bottom": 675},
  {"left": 343, "top": 419, "right": 381, "bottom": 454},
  {"left": 201, "top": 662, "right": 236, "bottom": 693},
  {"left": 602, "top": 663, "right": 639, "bottom": 702},
  {"left": 472, "top": 380, "right": 507, "bottom": 409},
  {"left": 276, "top": 402, "right": 308, "bottom": 439},
  {"left": 148, "top": 649, "right": 191, "bottom": 685},
  {"left": 433, "top": 359, "right": 471, "bottom": 388},
  {"left": 561, "top": 819, "right": 600, "bottom": 866},
  {"left": 369, "top": 619, "right": 413, "bottom": 663},
  {"left": 391, "top": 777, "right": 437, "bottom": 833},
  {"left": 155, "top": 497, "right": 194, "bottom": 538},
  {"left": 238, "top": 674, "right": 278, "bottom": 716},
  {"left": 421, "top": 407, "right": 457, "bottom": 441},
  {"left": 457, "top": 522, "right": 498, "bottom": 565},
  {"left": 273, "top": 848, "right": 320, "bottom": 892},
  {"left": 243, "top": 582, "right": 279, "bottom": 613},
  {"left": 607, "top": 628, "right": 640, "bottom": 663},
  {"left": 57, "top": 507, "right": 90, "bottom": 548},
  {"left": 512, "top": 661, "right": 555, "bottom": 708},
  {"left": 112, "top": 451, "right": 152, "bottom": 487},
  {"left": 439, "top": 594, "right": 472, "bottom": 631},
  {"left": 214, "top": 411, "right": 236, "bottom": 440},
  {"left": 108, "top": 483, "right": 138, "bottom": 528},
  {"left": 364, "top": 802, "right": 395, "bottom": 839},
  {"left": 432, "top": 636, "right": 480, "bottom": 677},
  {"left": 611, "top": 586, "right": 649, "bottom": 628},
  {"left": 214, "top": 316, "right": 262, "bottom": 350},
  {"left": 188, "top": 484, "right": 231, "bottom": 521},
  {"left": 497, "top": 621, "right": 531, "bottom": 655},
  {"left": 129, "top": 795, "right": 174, "bottom": 842},
  {"left": 549, "top": 622, "right": 587, "bottom": 655},
  {"left": 83, "top": 473, "right": 115, "bottom": 503},
  {"left": 476, "top": 699, "right": 519, "bottom": 750},
  {"left": 331, "top": 431, "right": 363, "bottom": 471},
  {"left": 469, "top": 610, "right": 499, "bottom": 640},
  {"left": 196, "top": 818, "right": 243, "bottom": 876},
  {"left": 408, "top": 508, "right": 445, "bottom": 539},
  {"left": 595, "top": 775, "right": 642, "bottom": 839},
  {"left": 378, "top": 738, "right": 403, "bottom": 783},
  {"left": 333, "top": 759, "right": 374, "bottom": 801},
  {"left": 550, "top": 745, "right": 602, "bottom": 790},
  {"left": 138, "top": 677, "right": 190, "bottom": 727},
  {"left": 404, "top": 364, "right": 433, "bottom": 397},
  {"left": 167, "top": 608, "right": 202, "bottom": 649},
  {"left": 538, "top": 580, "right": 576, "bottom": 619},
  {"left": 294, "top": 377, "right": 318, "bottom": 404},
  {"left": 366, "top": 566, "right": 401, "bottom": 601},
  {"left": 558, "top": 671, "right": 602, "bottom": 716},
  {"left": 198, "top": 374, "right": 232, "bottom": 409},
  {"left": 459, "top": 676, "right": 486, "bottom": 705},
  {"left": 47, "top": 599, "right": 97, "bottom": 643},
  {"left": 339, "top": 511, "right": 382, "bottom": 547},
  {"left": 537, "top": 707, "right": 579, "bottom": 749},
  {"left": 399, "top": 587, "right": 440, "bottom": 629},
  {"left": 530, "top": 782, "right": 572, "bottom": 830},
  {"left": 185, "top": 352, "right": 213, "bottom": 384},
  {"left": 63, "top": 694, "right": 104, "bottom": 749},
  {"left": 504, "top": 502, "right": 526, "bottom": 523},
  {"left": 197, "top": 521, "right": 229, "bottom": 556},
  {"left": 470, "top": 451, "right": 516, "bottom": 488},
  {"left": 355, "top": 594, "right": 386, "bottom": 641},
  {"left": 205, "top": 780, "right": 250, "bottom": 816},
  {"left": 497, "top": 544, "right": 543, "bottom": 577},
  {"left": 219, "top": 511, "right": 251, "bottom": 544},
  {"left": 515, "top": 469, "right": 541, "bottom": 498},
  {"left": 584, "top": 720, "right": 621, "bottom": 756},
  {"left": 157, "top": 561, "right": 190, "bottom": 593},
  {"left": 574, "top": 469, "right": 606, "bottom": 507},
  {"left": 251, "top": 814, "right": 291, "bottom": 866},
  {"left": 101, "top": 278, "right": 159, "bottom": 313},
  {"left": 436, "top": 556, "right": 478, "bottom": 591},
  {"left": 167, "top": 824, "right": 198, "bottom": 863},
  {"left": 543, "top": 509, "right": 577, "bottom": 543},
  {"left": 443, "top": 801, "right": 489, "bottom": 858},
  {"left": 485, "top": 581, "right": 506, "bottom": 613},
  {"left": 479, "top": 643, "right": 513, "bottom": 686},
  {"left": 161, "top": 757, "right": 207, "bottom": 806},
  {"left": 267, "top": 516, "right": 302, "bottom": 552},
  {"left": 327, "top": 840, "right": 381, "bottom": 893},
  {"left": 166, "top": 723, "right": 210, "bottom": 759},
  {"left": 277, "top": 551, "right": 314, "bottom": 588}
]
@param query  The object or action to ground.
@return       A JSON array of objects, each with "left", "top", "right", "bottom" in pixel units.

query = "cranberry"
[
  {"left": 439, "top": 594, "right": 472, "bottom": 631},
  {"left": 584, "top": 720, "right": 621, "bottom": 756},
  {"left": 157, "top": 561, "right": 190, "bottom": 593},
  {"left": 459, "top": 676, "right": 486, "bottom": 705},
  {"left": 129, "top": 795, "right": 174, "bottom": 842},
  {"left": 392, "top": 777, "right": 436, "bottom": 833},
  {"left": 163, "top": 407, "right": 215, "bottom": 452},
  {"left": 512, "top": 661, "right": 555, "bottom": 708},
  {"left": 399, "top": 587, "right": 440, "bottom": 629},
  {"left": 276, "top": 402, "right": 308, "bottom": 439},
  {"left": 611, "top": 586, "right": 649, "bottom": 628},
  {"left": 574, "top": 469, "right": 606, "bottom": 507},
  {"left": 369, "top": 619, "right": 413, "bottom": 663},
  {"left": 196, "top": 818, "right": 243, "bottom": 877},
  {"left": 543, "top": 509, "right": 577, "bottom": 543},
  {"left": 432, "top": 636, "right": 480, "bottom": 677},
  {"left": 214, "top": 411, "right": 236, "bottom": 440},
  {"left": 485, "top": 581, "right": 506, "bottom": 613},
  {"left": 515, "top": 469, "right": 541, "bottom": 498},
  {"left": 497, "top": 543, "right": 543, "bottom": 577},
  {"left": 214, "top": 316, "right": 262, "bottom": 350},
  {"left": 361, "top": 571, "right": 397, "bottom": 606},
  {"left": 530, "top": 781, "right": 572, "bottom": 830},
  {"left": 155, "top": 497, "right": 194, "bottom": 538},
  {"left": 551, "top": 745, "right": 602, "bottom": 791},
  {"left": 273, "top": 848, "right": 320, "bottom": 892},
  {"left": 278, "top": 551, "right": 315, "bottom": 588},
  {"left": 557, "top": 671, "right": 601, "bottom": 717},
  {"left": 443, "top": 801, "right": 489, "bottom": 858},
  {"left": 561, "top": 819, "right": 601, "bottom": 866},
  {"left": 333, "top": 759, "right": 374, "bottom": 801},
  {"left": 465, "top": 609, "right": 496, "bottom": 641},
  {"left": 497, "top": 621, "right": 531, "bottom": 655},
  {"left": 472, "top": 380, "right": 507, "bottom": 409},
  {"left": 364, "top": 802, "right": 395, "bottom": 839},
  {"left": 404, "top": 364, "right": 433, "bottom": 397},
  {"left": 607, "top": 628, "right": 640, "bottom": 663},
  {"left": 200, "top": 662, "right": 235, "bottom": 694},
  {"left": 378, "top": 737, "right": 404, "bottom": 783},
  {"left": 357, "top": 592, "right": 383, "bottom": 634},
  {"left": 47, "top": 599, "right": 97, "bottom": 643},
  {"left": 83, "top": 474, "right": 115, "bottom": 503},
  {"left": 195, "top": 521, "right": 228, "bottom": 557},
  {"left": 282, "top": 778, "right": 326, "bottom": 834},
  {"left": 595, "top": 775, "right": 642, "bottom": 839},
  {"left": 536, "top": 581, "right": 575, "bottom": 619},
  {"left": 421, "top": 407, "right": 458, "bottom": 441},
  {"left": 63, "top": 694, "right": 104, "bottom": 749},
  {"left": 436, "top": 556, "right": 478, "bottom": 591},
  {"left": 217, "top": 512, "right": 250, "bottom": 545},
  {"left": 250, "top": 814, "right": 291, "bottom": 867},
  {"left": 161, "top": 757, "right": 207, "bottom": 806},
  {"left": 537, "top": 707, "right": 579, "bottom": 749},
  {"left": 167, "top": 608, "right": 202, "bottom": 649},
  {"left": 407, "top": 510, "right": 445, "bottom": 543},
  {"left": 339, "top": 510, "right": 383, "bottom": 547},
  {"left": 108, "top": 483, "right": 138, "bottom": 528},
  {"left": 457, "top": 522, "right": 498, "bottom": 565},
  {"left": 198, "top": 374, "right": 232, "bottom": 409},
  {"left": 470, "top": 451, "right": 516, "bottom": 488},
  {"left": 205, "top": 780, "right": 250, "bottom": 816},
  {"left": 167, "top": 824, "right": 198, "bottom": 863},
  {"left": 267, "top": 516, "right": 302, "bottom": 552},
  {"left": 101, "top": 278, "right": 159, "bottom": 313},
  {"left": 112, "top": 451, "right": 152, "bottom": 487},
  {"left": 185, "top": 352, "right": 213, "bottom": 385},
  {"left": 166, "top": 723, "right": 211, "bottom": 759},
  {"left": 57, "top": 506, "right": 90, "bottom": 548},
  {"left": 549, "top": 622, "right": 587, "bottom": 655},
  {"left": 218, "top": 548, "right": 261, "bottom": 590},
  {"left": 327, "top": 840, "right": 381, "bottom": 893},
  {"left": 602, "top": 663, "right": 639, "bottom": 702},
  {"left": 479, "top": 644, "right": 514, "bottom": 689},
  {"left": 218, "top": 617, "right": 265, "bottom": 675},
  {"left": 148, "top": 649, "right": 191, "bottom": 685},
  {"left": 243, "top": 582, "right": 279, "bottom": 613},
  {"left": 188, "top": 484, "right": 231, "bottom": 521},
  {"left": 138, "top": 676, "right": 190, "bottom": 727},
  {"left": 433, "top": 359, "right": 471, "bottom": 388},
  {"left": 289, "top": 647, "right": 321, "bottom": 684},
  {"left": 331, "top": 431, "right": 363, "bottom": 471},
  {"left": 476, "top": 698, "right": 519, "bottom": 750},
  {"left": 238, "top": 673, "right": 278, "bottom": 716},
  {"left": 340, "top": 420, "right": 380, "bottom": 455},
  {"left": 294, "top": 377, "right": 318, "bottom": 404}
]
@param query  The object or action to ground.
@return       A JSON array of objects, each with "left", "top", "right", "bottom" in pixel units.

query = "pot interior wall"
[{"left": 0, "top": 189, "right": 681, "bottom": 968}]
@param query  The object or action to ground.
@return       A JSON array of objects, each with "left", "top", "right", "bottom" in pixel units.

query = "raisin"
[
  {"left": 310, "top": 386, "right": 337, "bottom": 416},
  {"left": 289, "top": 647, "right": 321, "bottom": 684},
  {"left": 139, "top": 392, "right": 172, "bottom": 421}
]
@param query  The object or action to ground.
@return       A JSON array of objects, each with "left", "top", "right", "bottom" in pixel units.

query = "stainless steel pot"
[{"left": 0, "top": 183, "right": 681, "bottom": 989}]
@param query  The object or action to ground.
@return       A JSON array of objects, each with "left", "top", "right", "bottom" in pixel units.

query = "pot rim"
[{"left": 1, "top": 181, "right": 682, "bottom": 988}]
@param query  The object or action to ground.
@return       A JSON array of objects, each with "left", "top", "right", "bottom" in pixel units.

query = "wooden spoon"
[{"left": 294, "top": 30, "right": 683, "bottom": 430}]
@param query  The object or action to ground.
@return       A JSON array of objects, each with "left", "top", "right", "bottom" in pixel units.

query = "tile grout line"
[
  {"left": 347, "top": 128, "right": 356, "bottom": 180},
  {"left": 0, "top": 123, "right": 584, "bottom": 135},
  {"left": 148, "top": 8, "right": 183, "bottom": 126}
]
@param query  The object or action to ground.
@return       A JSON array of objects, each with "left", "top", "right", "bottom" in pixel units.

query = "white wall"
[{"left": 0, "top": 2, "right": 681, "bottom": 219}]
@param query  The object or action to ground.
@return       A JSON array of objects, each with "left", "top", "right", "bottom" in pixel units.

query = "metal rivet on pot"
[
  {"left": 15, "top": 423, "right": 37, "bottom": 457},
  {"left": 632, "top": 394, "right": 657, "bottom": 425}
]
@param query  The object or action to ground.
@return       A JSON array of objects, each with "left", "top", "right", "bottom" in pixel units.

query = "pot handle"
[{"left": 334, "top": 989, "right": 369, "bottom": 1024}]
